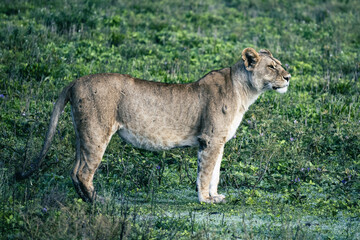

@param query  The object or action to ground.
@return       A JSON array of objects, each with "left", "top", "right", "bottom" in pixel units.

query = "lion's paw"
[
  {"left": 211, "top": 194, "right": 226, "bottom": 204},
  {"left": 200, "top": 194, "right": 226, "bottom": 204}
]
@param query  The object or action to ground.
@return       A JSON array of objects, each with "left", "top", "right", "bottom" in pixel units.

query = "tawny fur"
[{"left": 17, "top": 48, "right": 290, "bottom": 204}]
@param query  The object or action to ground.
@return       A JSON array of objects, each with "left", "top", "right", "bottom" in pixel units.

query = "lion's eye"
[{"left": 268, "top": 65, "right": 276, "bottom": 69}]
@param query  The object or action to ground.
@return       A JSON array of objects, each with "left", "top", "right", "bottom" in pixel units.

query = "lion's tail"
[{"left": 15, "top": 82, "right": 74, "bottom": 180}]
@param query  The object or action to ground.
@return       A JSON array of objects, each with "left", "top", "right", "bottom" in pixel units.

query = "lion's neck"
[{"left": 230, "top": 61, "right": 262, "bottom": 111}]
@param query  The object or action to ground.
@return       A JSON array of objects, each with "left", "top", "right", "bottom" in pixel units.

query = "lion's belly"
[{"left": 118, "top": 127, "right": 198, "bottom": 151}]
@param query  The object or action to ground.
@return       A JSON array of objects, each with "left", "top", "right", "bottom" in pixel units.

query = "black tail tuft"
[
  {"left": 15, "top": 170, "right": 26, "bottom": 180},
  {"left": 15, "top": 169, "right": 34, "bottom": 180}
]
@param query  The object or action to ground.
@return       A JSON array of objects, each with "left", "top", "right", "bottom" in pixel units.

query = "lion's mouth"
[
  {"left": 273, "top": 85, "right": 288, "bottom": 94},
  {"left": 272, "top": 84, "right": 288, "bottom": 90}
]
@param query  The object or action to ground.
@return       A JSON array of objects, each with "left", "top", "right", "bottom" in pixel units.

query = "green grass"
[{"left": 1, "top": 0, "right": 359, "bottom": 239}]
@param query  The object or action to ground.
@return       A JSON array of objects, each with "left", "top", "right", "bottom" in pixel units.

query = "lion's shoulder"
[{"left": 198, "top": 68, "right": 230, "bottom": 86}]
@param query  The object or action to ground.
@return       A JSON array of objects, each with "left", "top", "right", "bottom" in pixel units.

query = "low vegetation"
[{"left": 0, "top": 0, "right": 359, "bottom": 239}]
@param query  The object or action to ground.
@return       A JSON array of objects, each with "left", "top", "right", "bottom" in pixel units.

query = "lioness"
[{"left": 16, "top": 48, "right": 290, "bottom": 203}]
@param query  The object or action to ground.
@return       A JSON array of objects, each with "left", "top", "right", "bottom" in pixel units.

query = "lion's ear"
[
  {"left": 242, "top": 48, "right": 260, "bottom": 71},
  {"left": 259, "top": 49, "right": 273, "bottom": 57}
]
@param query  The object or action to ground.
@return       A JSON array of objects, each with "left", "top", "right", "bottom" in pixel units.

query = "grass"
[{"left": 0, "top": 0, "right": 360, "bottom": 239}]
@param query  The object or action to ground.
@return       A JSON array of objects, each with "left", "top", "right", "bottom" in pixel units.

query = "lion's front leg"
[
  {"left": 209, "top": 149, "right": 225, "bottom": 202},
  {"left": 197, "top": 137, "right": 225, "bottom": 204}
]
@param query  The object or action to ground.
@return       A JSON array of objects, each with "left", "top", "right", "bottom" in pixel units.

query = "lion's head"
[{"left": 242, "top": 48, "right": 291, "bottom": 93}]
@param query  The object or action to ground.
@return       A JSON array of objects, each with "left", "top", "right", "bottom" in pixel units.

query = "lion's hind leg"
[
  {"left": 70, "top": 124, "right": 115, "bottom": 203},
  {"left": 71, "top": 140, "right": 106, "bottom": 202},
  {"left": 71, "top": 140, "right": 87, "bottom": 201}
]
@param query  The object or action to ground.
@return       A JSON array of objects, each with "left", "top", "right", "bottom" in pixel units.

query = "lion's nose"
[{"left": 283, "top": 74, "right": 291, "bottom": 82}]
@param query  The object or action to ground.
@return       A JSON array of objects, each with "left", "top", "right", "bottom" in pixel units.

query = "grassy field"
[{"left": 1, "top": 0, "right": 359, "bottom": 239}]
